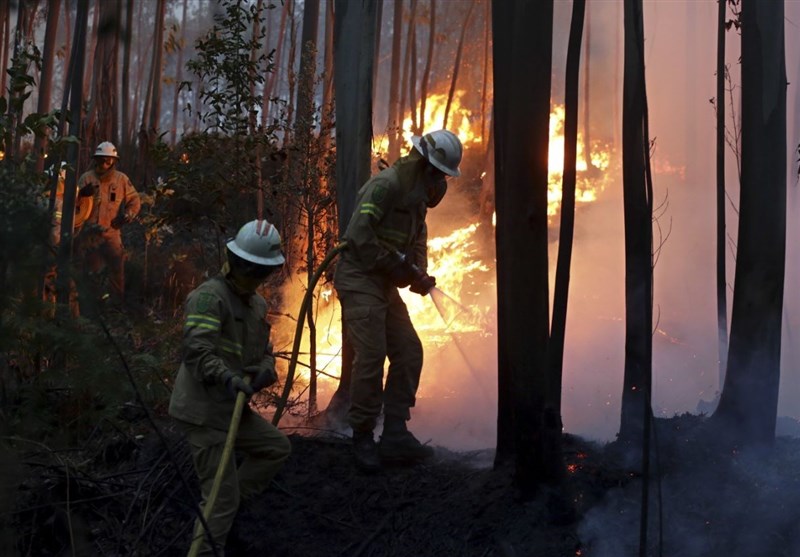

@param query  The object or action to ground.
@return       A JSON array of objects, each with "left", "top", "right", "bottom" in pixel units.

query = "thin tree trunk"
[
  {"left": 0, "top": 1, "right": 9, "bottom": 97},
  {"left": 550, "top": 0, "right": 585, "bottom": 420},
  {"left": 170, "top": 0, "right": 188, "bottom": 145},
  {"left": 386, "top": 0, "right": 403, "bottom": 160},
  {"left": 121, "top": 0, "right": 133, "bottom": 146},
  {"left": 82, "top": 0, "right": 99, "bottom": 105},
  {"left": 443, "top": 0, "right": 475, "bottom": 130},
  {"left": 715, "top": 0, "right": 729, "bottom": 394},
  {"left": 372, "top": 0, "right": 383, "bottom": 96},
  {"left": 319, "top": 0, "right": 335, "bottom": 152},
  {"left": 399, "top": 0, "right": 416, "bottom": 143},
  {"left": 62, "top": 0, "right": 72, "bottom": 94},
  {"left": 264, "top": 0, "right": 291, "bottom": 126},
  {"left": 480, "top": 0, "right": 489, "bottom": 144},
  {"left": 34, "top": 0, "right": 62, "bottom": 172},
  {"left": 618, "top": 0, "right": 654, "bottom": 457},
  {"left": 581, "top": 5, "right": 591, "bottom": 167},
  {"left": 148, "top": 0, "right": 166, "bottom": 135},
  {"left": 419, "top": 0, "right": 435, "bottom": 133}
]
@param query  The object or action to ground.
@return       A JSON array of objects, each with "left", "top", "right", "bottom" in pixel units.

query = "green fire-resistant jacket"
[
  {"left": 168, "top": 274, "right": 274, "bottom": 430},
  {"left": 334, "top": 155, "right": 429, "bottom": 298}
]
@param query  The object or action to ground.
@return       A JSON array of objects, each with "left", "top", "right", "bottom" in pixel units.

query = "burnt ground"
[{"left": 7, "top": 412, "right": 800, "bottom": 557}]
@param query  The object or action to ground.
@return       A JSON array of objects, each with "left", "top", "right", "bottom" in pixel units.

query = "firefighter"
[
  {"left": 75, "top": 141, "right": 141, "bottom": 303},
  {"left": 334, "top": 129, "right": 463, "bottom": 472},
  {"left": 169, "top": 219, "right": 291, "bottom": 556}
]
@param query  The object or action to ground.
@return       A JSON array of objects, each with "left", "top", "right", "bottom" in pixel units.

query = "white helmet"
[
  {"left": 226, "top": 219, "right": 285, "bottom": 266},
  {"left": 411, "top": 129, "right": 462, "bottom": 177},
  {"left": 94, "top": 141, "right": 119, "bottom": 159}
]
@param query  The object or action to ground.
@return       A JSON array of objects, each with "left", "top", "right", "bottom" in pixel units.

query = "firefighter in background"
[
  {"left": 333, "top": 129, "right": 463, "bottom": 472},
  {"left": 75, "top": 141, "right": 141, "bottom": 303},
  {"left": 169, "top": 220, "right": 291, "bottom": 556}
]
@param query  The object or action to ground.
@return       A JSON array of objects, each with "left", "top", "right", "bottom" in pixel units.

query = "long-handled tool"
[{"left": 187, "top": 376, "right": 251, "bottom": 557}]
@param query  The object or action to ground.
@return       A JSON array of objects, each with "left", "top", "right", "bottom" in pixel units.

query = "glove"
[
  {"left": 244, "top": 355, "right": 278, "bottom": 391},
  {"left": 221, "top": 371, "right": 254, "bottom": 398},
  {"left": 410, "top": 273, "right": 436, "bottom": 296},
  {"left": 79, "top": 183, "right": 98, "bottom": 197},
  {"left": 387, "top": 257, "right": 421, "bottom": 288}
]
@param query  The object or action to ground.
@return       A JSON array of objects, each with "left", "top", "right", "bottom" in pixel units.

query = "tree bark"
[
  {"left": 618, "top": 0, "right": 654, "bottom": 455},
  {"left": 386, "top": 0, "right": 402, "bottom": 160},
  {"left": 714, "top": 0, "right": 729, "bottom": 395},
  {"left": 443, "top": 0, "right": 475, "bottom": 130},
  {"left": 170, "top": 0, "right": 188, "bottom": 145},
  {"left": 121, "top": 0, "right": 133, "bottom": 146},
  {"left": 34, "top": 0, "right": 62, "bottom": 173},
  {"left": 326, "top": 0, "right": 379, "bottom": 423},
  {"left": 711, "top": 0, "right": 786, "bottom": 448},
  {"left": 492, "top": 0, "right": 556, "bottom": 497},
  {"left": 419, "top": 0, "right": 435, "bottom": 133}
]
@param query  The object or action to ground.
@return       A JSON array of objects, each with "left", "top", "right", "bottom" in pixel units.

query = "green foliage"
[{"left": 185, "top": 0, "right": 274, "bottom": 136}]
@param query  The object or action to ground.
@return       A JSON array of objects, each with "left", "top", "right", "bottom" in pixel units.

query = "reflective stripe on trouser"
[
  {"left": 340, "top": 289, "right": 423, "bottom": 432},
  {"left": 178, "top": 412, "right": 291, "bottom": 557}
]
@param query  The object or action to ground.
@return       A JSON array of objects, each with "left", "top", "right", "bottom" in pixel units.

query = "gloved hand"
[
  {"left": 221, "top": 370, "right": 254, "bottom": 398},
  {"left": 410, "top": 273, "right": 436, "bottom": 296},
  {"left": 244, "top": 355, "right": 278, "bottom": 391},
  {"left": 387, "top": 254, "right": 421, "bottom": 288},
  {"left": 79, "top": 182, "right": 98, "bottom": 197}
]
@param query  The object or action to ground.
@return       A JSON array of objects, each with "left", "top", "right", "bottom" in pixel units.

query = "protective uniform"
[
  {"left": 169, "top": 273, "right": 290, "bottom": 556},
  {"left": 76, "top": 154, "right": 141, "bottom": 300},
  {"left": 334, "top": 153, "right": 429, "bottom": 434}
]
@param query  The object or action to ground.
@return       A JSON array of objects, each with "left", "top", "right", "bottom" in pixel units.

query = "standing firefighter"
[
  {"left": 334, "top": 129, "right": 463, "bottom": 472},
  {"left": 169, "top": 219, "right": 291, "bottom": 556},
  {"left": 75, "top": 141, "right": 141, "bottom": 303}
]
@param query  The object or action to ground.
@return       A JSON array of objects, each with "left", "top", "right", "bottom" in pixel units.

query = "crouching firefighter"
[
  {"left": 333, "top": 129, "right": 463, "bottom": 472},
  {"left": 169, "top": 220, "right": 291, "bottom": 556}
]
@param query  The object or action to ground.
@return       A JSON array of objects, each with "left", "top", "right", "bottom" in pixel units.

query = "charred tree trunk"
[
  {"left": 0, "top": 1, "right": 8, "bottom": 96},
  {"left": 714, "top": 0, "right": 729, "bottom": 395},
  {"left": 711, "top": 0, "right": 786, "bottom": 448},
  {"left": 121, "top": 0, "right": 133, "bottom": 146},
  {"left": 399, "top": 0, "right": 416, "bottom": 143},
  {"left": 443, "top": 0, "right": 475, "bottom": 130},
  {"left": 480, "top": 0, "right": 490, "bottom": 143},
  {"left": 320, "top": 0, "right": 335, "bottom": 153},
  {"left": 170, "top": 0, "right": 188, "bottom": 145},
  {"left": 34, "top": 0, "right": 61, "bottom": 172},
  {"left": 492, "top": 0, "right": 556, "bottom": 497},
  {"left": 326, "top": 0, "right": 379, "bottom": 424},
  {"left": 550, "top": 0, "right": 585, "bottom": 423},
  {"left": 56, "top": 0, "right": 90, "bottom": 316},
  {"left": 419, "top": 0, "right": 435, "bottom": 133},
  {"left": 386, "top": 0, "right": 403, "bottom": 161},
  {"left": 618, "top": 0, "right": 654, "bottom": 457},
  {"left": 87, "top": 0, "right": 121, "bottom": 151}
]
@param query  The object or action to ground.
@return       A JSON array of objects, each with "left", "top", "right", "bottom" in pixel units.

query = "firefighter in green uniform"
[
  {"left": 169, "top": 219, "right": 291, "bottom": 556},
  {"left": 334, "top": 129, "right": 463, "bottom": 472}
]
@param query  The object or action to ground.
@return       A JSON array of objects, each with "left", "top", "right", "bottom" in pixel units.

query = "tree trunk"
[
  {"left": 56, "top": 0, "right": 90, "bottom": 316},
  {"left": 480, "top": 0, "right": 490, "bottom": 143},
  {"left": 550, "top": 0, "right": 585, "bottom": 421},
  {"left": 711, "top": 0, "right": 786, "bottom": 448},
  {"left": 386, "top": 0, "right": 402, "bottom": 160},
  {"left": 618, "top": 0, "right": 654, "bottom": 457},
  {"left": 372, "top": 0, "right": 383, "bottom": 96},
  {"left": 264, "top": 0, "right": 291, "bottom": 127},
  {"left": 121, "top": 0, "right": 133, "bottom": 146},
  {"left": 320, "top": 0, "right": 335, "bottom": 153},
  {"left": 87, "top": 0, "right": 121, "bottom": 151},
  {"left": 399, "top": 0, "right": 416, "bottom": 144},
  {"left": 170, "top": 0, "right": 188, "bottom": 145},
  {"left": 34, "top": 0, "right": 62, "bottom": 173},
  {"left": 715, "top": 0, "right": 729, "bottom": 395},
  {"left": 419, "top": 0, "right": 435, "bottom": 133},
  {"left": 0, "top": 1, "right": 8, "bottom": 96},
  {"left": 492, "top": 0, "right": 556, "bottom": 497},
  {"left": 326, "top": 0, "right": 379, "bottom": 424},
  {"left": 443, "top": 0, "right": 475, "bottom": 130}
]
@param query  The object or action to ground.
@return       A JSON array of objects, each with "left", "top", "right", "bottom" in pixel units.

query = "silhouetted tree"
[
  {"left": 492, "top": 0, "right": 557, "bottom": 497},
  {"left": 711, "top": 0, "right": 786, "bottom": 447}
]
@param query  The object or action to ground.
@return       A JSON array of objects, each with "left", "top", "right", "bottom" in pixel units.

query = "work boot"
[
  {"left": 379, "top": 416, "right": 434, "bottom": 463},
  {"left": 352, "top": 430, "right": 381, "bottom": 473}
]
